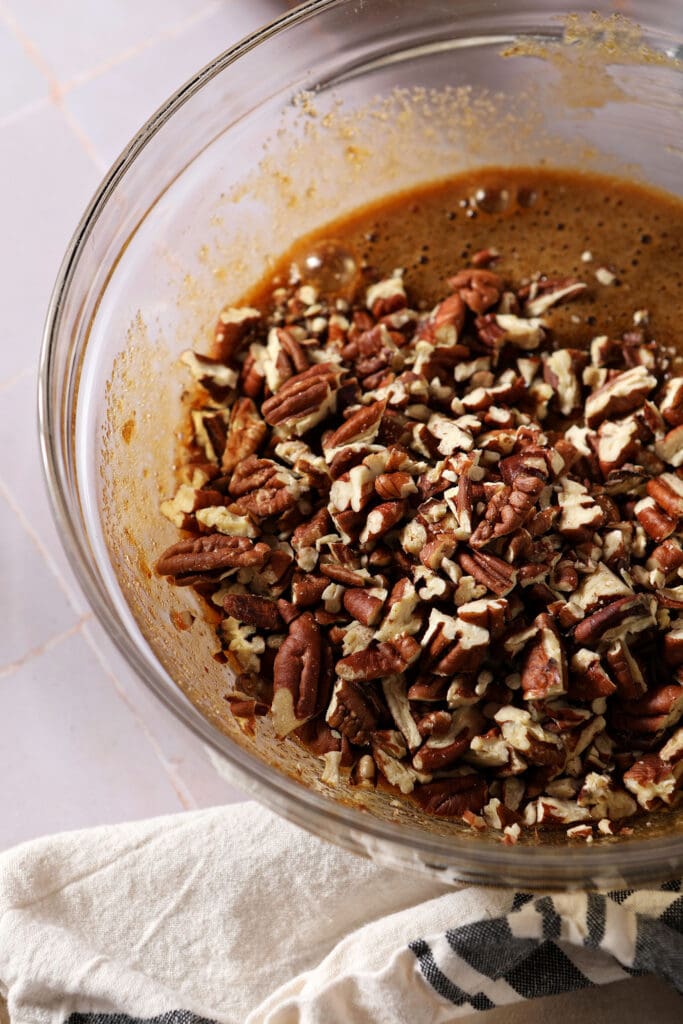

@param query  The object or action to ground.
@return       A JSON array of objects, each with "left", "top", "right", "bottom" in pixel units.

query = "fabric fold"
[{"left": 0, "top": 803, "right": 680, "bottom": 1024}]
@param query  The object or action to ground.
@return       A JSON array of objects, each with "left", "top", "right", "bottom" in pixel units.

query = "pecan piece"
[
  {"left": 569, "top": 649, "right": 617, "bottom": 700},
  {"left": 584, "top": 365, "right": 656, "bottom": 428},
  {"left": 623, "top": 754, "right": 677, "bottom": 810},
  {"left": 521, "top": 613, "right": 568, "bottom": 701},
  {"left": 457, "top": 549, "right": 517, "bottom": 597},
  {"left": 659, "top": 377, "right": 683, "bottom": 427},
  {"left": 228, "top": 455, "right": 299, "bottom": 518},
  {"left": 262, "top": 362, "right": 344, "bottom": 436},
  {"left": 573, "top": 595, "right": 656, "bottom": 647},
  {"left": 359, "top": 500, "right": 407, "bottom": 545},
  {"left": 413, "top": 774, "right": 488, "bottom": 817},
  {"left": 375, "top": 471, "right": 417, "bottom": 501},
  {"left": 336, "top": 636, "right": 421, "bottom": 681},
  {"left": 343, "top": 588, "right": 386, "bottom": 626},
  {"left": 647, "top": 473, "right": 683, "bottom": 519},
  {"left": 221, "top": 398, "right": 267, "bottom": 474},
  {"left": 213, "top": 306, "right": 260, "bottom": 363},
  {"left": 522, "top": 278, "right": 587, "bottom": 318},
  {"left": 470, "top": 471, "right": 545, "bottom": 547},
  {"left": 222, "top": 593, "right": 283, "bottom": 631},
  {"left": 634, "top": 496, "right": 677, "bottom": 542},
  {"left": 605, "top": 639, "right": 648, "bottom": 699},
  {"left": 156, "top": 534, "right": 269, "bottom": 576},
  {"left": 271, "top": 612, "right": 332, "bottom": 736},
  {"left": 326, "top": 678, "right": 385, "bottom": 746},
  {"left": 448, "top": 269, "right": 503, "bottom": 314},
  {"left": 325, "top": 399, "right": 386, "bottom": 449}
]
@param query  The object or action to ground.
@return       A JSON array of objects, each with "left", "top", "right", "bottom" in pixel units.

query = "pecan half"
[
  {"left": 521, "top": 613, "right": 568, "bottom": 701},
  {"left": 156, "top": 534, "right": 269, "bottom": 576},
  {"left": 412, "top": 774, "right": 488, "bottom": 817},
  {"left": 222, "top": 593, "right": 283, "bottom": 631},
  {"left": 262, "top": 362, "right": 344, "bottom": 436},
  {"left": 457, "top": 549, "right": 517, "bottom": 596},
  {"left": 222, "top": 398, "right": 267, "bottom": 474},
  {"left": 271, "top": 612, "right": 332, "bottom": 736}
]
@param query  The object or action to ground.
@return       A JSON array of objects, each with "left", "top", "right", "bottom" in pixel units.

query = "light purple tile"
[
  {"left": 0, "top": 18, "right": 47, "bottom": 119},
  {"left": 84, "top": 618, "right": 248, "bottom": 808},
  {"left": 0, "top": 368, "right": 91, "bottom": 615},
  {"left": 0, "top": 489, "right": 79, "bottom": 669},
  {"left": 0, "top": 628, "right": 186, "bottom": 849},
  {"left": 64, "top": 0, "right": 285, "bottom": 167},
  {"left": 0, "top": 104, "right": 99, "bottom": 384},
  {"left": 3, "top": 0, "right": 204, "bottom": 84}
]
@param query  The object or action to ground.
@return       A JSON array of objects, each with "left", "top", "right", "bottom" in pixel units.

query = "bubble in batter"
[{"left": 294, "top": 239, "right": 360, "bottom": 298}]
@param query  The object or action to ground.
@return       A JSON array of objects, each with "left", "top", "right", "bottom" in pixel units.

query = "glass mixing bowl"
[{"left": 40, "top": 0, "right": 683, "bottom": 889}]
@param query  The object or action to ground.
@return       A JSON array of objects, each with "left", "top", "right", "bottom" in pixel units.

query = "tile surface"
[
  {"left": 0, "top": 629, "right": 185, "bottom": 846},
  {"left": 0, "top": 0, "right": 286, "bottom": 850},
  {"left": 0, "top": 17, "right": 47, "bottom": 120},
  {"left": 0, "top": 103, "right": 99, "bottom": 385},
  {"left": 64, "top": 1, "right": 282, "bottom": 167}
]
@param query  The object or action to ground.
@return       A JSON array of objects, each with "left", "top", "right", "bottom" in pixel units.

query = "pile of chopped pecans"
[{"left": 156, "top": 262, "right": 683, "bottom": 843}]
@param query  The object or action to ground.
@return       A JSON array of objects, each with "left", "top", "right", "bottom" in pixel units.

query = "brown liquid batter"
[{"left": 248, "top": 166, "right": 683, "bottom": 351}]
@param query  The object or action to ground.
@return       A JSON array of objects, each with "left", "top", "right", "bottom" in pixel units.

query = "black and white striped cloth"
[
  {"left": 1, "top": 804, "right": 681, "bottom": 1023},
  {"left": 410, "top": 883, "right": 683, "bottom": 1013}
]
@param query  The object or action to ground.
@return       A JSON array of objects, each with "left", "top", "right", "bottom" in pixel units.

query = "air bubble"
[
  {"left": 517, "top": 187, "right": 537, "bottom": 208},
  {"left": 473, "top": 187, "right": 510, "bottom": 214},
  {"left": 293, "top": 239, "right": 359, "bottom": 298}
]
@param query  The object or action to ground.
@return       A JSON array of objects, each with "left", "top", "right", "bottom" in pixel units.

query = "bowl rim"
[{"left": 38, "top": 0, "right": 683, "bottom": 888}]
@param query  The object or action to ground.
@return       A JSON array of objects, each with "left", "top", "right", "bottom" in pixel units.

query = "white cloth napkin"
[{"left": 0, "top": 802, "right": 680, "bottom": 1024}]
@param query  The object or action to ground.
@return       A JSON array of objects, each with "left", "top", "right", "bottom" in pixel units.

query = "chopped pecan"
[
  {"left": 522, "top": 277, "right": 587, "bottom": 318},
  {"left": 584, "top": 365, "right": 657, "bottom": 428},
  {"left": 228, "top": 456, "right": 300, "bottom": 518},
  {"left": 325, "top": 399, "right": 386, "bottom": 449},
  {"left": 521, "top": 614, "right": 568, "bottom": 701},
  {"left": 271, "top": 612, "right": 332, "bottom": 736},
  {"left": 213, "top": 306, "right": 261, "bottom": 363},
  {"left": 448, "top": 269, "right": 503, "bottom": 314},
  {"left": 343, "top": 587, "right": 386, "bottom": 626},
  {"left": 412, "top": 708, "right": 484, "bottom": 772},
  {"left": 359, "top": 500, "right": 407, "bottom": 545},
  {"left": 648, "top": 473, "right": 683, "bottom": 519},
  {"left": 326, "top": 679, "right": 385, "bottom": 746},
  {"left": 605, "top": 639, "right": 648, "bottom": 700},
  {"left": 569, "top": 649, "right": 617, "bottom": 701},
  {"left": 659, "top": 377, "right": 683, "bottom": 427},
  {"left": 634, "top": 496, "right": 676, "bottom": 541},
  {"left": 573, "top": 595, "right": 656, "bottom": 647},
  {"left": 336, "top": 635, "right": 421, "bottom": 681},
  {"left": 470, "top": 472, "right": 544, "bottom": 547},
  {"left": 623, "top": 754, "right": 677, "bottom": 810},
  {"left": 221, "top": 397, "right": 267, "bottom": 474}
]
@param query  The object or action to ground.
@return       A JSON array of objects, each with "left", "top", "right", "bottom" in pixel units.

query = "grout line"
[
  {"left": 80, "top": 620, "right": 197, "bottom": 812},
  {"left": 0, "top": 478, "right": 91, "bottom": 618},
  {"left": 0, "top": 1, "right": 105, "bottom": 172},
  {"left": 0, "top": 2, "right": 60, "bottom": 99},
  {"left": 0, "top": 615, "right": 91, "bottom": 680}
]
